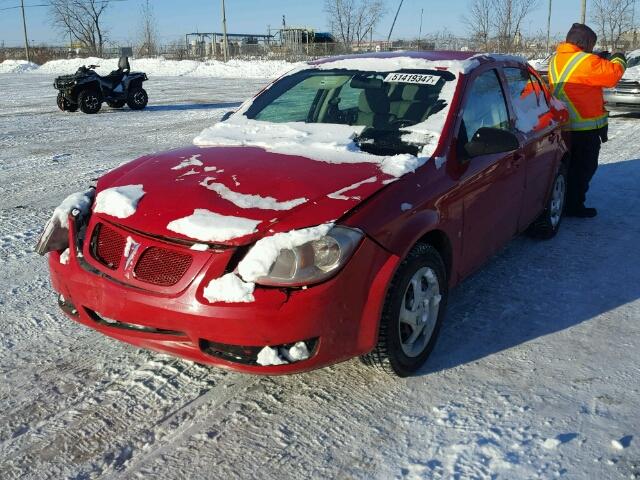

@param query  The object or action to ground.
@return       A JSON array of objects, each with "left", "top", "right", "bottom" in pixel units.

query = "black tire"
[
  {"left": 361, "top": 243, "right": 448, "bottom": 377},
  {"left": 527, "top": 163, "right": 567, "bottom": 240},
  {"left": 127, "top": 87, "right": 148, "bottom": 110},
  {"left": 107, "top": 100, "right": 126, "bottom": 108},
  {"left": 56, "top": 92, "right": 78, "bottom": 112},
  {"left": 78, "top": 89, "right": 102, "bottom": 114}
]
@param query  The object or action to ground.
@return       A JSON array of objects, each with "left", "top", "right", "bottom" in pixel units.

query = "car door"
[
  {"left": 455, "top": 68, "right": 526, "bottom": 277},
  {"left": 503, "top": 67, "right": 560, "bottom": 229}
]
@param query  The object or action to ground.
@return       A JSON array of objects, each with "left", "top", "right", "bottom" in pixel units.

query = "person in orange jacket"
[{"left": 549, "top": 23, "right": 627, "bottom": 218}]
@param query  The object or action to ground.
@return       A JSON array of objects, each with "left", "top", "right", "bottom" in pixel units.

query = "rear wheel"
[
  {"left": 78, "top": 89, "right": 102, "bottom": 114},
  {"left": 527, "top": 164, "right": 567, "bottom": 239},
  {"left": 107, "top": 100, "right": 126, "bottom": 108},
  {"left": 56, "top": 92, "right": 78, "bottom": 112},
  {"left": 361, "top": 243, "right": 448, "bottom": 377},
  {"left": 127, "top": 87, "right": 148, "bottom": 110}
]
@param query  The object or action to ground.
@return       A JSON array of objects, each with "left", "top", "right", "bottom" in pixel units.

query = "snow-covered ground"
[{"left": 1, "top": 72, "right": 639, "bottom": 479}]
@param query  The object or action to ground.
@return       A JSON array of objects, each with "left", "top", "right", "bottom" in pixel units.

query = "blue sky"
[{"left": 0, "top": 0, "right": 587, "bottom": 47}]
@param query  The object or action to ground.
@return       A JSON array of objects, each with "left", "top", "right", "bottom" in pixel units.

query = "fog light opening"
[
  {"left": 57, "top": 294, "right": 78, "bottom": 317},
  {"left": 199, "top": 338, "right": 318, "bottom": 366}
]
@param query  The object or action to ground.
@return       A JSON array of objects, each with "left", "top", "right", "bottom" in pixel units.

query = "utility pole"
[
  {"left": 418, "top": 8, "right": 424, "bottom": 49},
  {"left": 20, "top": 0, "right": 31, "bottom": 62},
  {"left": 221, "top": 0, "right": 229, "bottom": 62},
  {"left": 387, "top": 0, "right": 405, "bottom": 42},
  {"left": 581, "top": 0, "right": 587, "bottom": 23},
  {"left": 546, "top": 0, "right": 552, "bottom": 53}
]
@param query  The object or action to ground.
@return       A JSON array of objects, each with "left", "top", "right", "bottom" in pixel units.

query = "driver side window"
[{"left": 459, "top": 69, "right": 510, "bottom": 146}]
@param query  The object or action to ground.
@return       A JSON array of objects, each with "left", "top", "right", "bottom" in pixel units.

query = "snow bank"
[
  {"left": 166, "top": 208, "right": 260, "bottom": 242},
  {"left": 94, "top": 184, "right": 145, "bottom": 219},
  {"left": 203, "top": 273, "right": 255, "bottom": 303},
  {"left": 13, "top": 56, "right": 297, "bottom": 78},
  {"left": 0, "top": 59, "right": 39, "bottom": 73},
  {"left": 623, "top": 65, "right": 640, "bottom": 81},
  {"left": 200, "top": 177, "right": 307, "bottom": 211}
]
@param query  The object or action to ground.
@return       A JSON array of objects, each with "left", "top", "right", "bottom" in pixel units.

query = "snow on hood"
[
  {"left": 94, "top": 185, "right": 145, "bottom": 219},
  {"left": 623, "top": 65, "right": 640, "bottom": 81},
  {"left": 95, "top": 145, "right": 392, "bottom": 245}
]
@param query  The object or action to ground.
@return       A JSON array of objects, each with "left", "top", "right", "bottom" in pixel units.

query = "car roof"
[
  {"left": 309, "top": 50, "right": 481, "bottom": 67},
  {"left": 309, "top": 50, "right": 528, "bottom": 73}
]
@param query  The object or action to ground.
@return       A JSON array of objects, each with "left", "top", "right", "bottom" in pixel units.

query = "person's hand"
[{"left": 610, "top": 52, "right": 627, "bottom": 69}]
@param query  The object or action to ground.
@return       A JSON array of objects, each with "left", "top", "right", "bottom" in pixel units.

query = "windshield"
[{"left": 244, "top": 69, "right": 456, "bottom": 131}]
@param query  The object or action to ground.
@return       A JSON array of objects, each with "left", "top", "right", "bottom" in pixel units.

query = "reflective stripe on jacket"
[{"left": 548, "top": 42, "right": 626, "bottom": 131}]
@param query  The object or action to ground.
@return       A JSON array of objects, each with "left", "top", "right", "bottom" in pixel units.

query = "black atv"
[{"left": 54, "top": 56, "right": 148, "bottom": 114}]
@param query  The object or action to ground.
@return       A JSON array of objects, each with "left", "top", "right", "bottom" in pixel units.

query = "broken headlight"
[
  {"left": 35, "top": 188, "right": 95, "bottom": 255},
  {"left": 254, "top": 226, "right": 364, "bottom": 287}
]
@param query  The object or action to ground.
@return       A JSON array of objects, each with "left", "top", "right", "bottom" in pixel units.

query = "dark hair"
[{"left": 566, "top": 23, "right": 598, "bottom": 52}]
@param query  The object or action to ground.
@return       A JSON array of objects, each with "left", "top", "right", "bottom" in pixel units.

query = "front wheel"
[
  {"left": 127, "top": 88, "right": 148, "bottom": 110},
  {"left": 56, "top": 92, "right": 78, "bottom": 112},
  {"left": 527, "top": 164, "right": 567, "bottom": 239},
  {"left": 361, "top": 243, "right": 448, "bottom": 377},
  {"left": 78, "top": 89, "right": 102, "bottom": 114}
]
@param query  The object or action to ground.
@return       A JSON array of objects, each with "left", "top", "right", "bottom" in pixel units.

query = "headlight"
[
  {"left": 35, "top": 188, "right": 95, "bottom": 255},
  {"left": 252, "top": 226, "right": 364, "bottom": 287}
]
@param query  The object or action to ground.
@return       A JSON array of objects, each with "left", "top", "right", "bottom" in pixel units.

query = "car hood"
[{"left": 95, "top": 145, "right": 396, "bottom": 246}]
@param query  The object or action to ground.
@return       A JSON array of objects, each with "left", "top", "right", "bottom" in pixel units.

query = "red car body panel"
[
  {"left": 98, "top": 146, "right": 395, "bottom": 245},
  {"left": 47, "top": 51, "right": 569, "bottom": 373}
]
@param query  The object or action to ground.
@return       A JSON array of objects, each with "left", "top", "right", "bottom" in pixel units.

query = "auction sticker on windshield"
[{"left": 383, "top": 73, "right": 440, "bottom": 85}]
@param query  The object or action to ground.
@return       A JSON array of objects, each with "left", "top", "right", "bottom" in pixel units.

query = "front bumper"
[{"left": 48, "top": 220, "right": 399, "bottom": 374}]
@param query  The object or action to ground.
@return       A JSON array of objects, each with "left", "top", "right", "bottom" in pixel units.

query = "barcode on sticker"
[{"left": 383, "top": 73, "right": 440, "bottom": 85}]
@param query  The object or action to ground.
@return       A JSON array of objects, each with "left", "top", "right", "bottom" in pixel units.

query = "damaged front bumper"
[{"left": 47, "top": 217, "right": 399, "bottom": 374}]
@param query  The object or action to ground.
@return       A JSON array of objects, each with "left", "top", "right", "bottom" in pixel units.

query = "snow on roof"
[
  {"left": 313, "top": 54, "right": 479, "bottom": 74},
  {"left": 94, "top": 184, "right": 145, "bottom": 219},
  {"left": 166, "top": 208, "right": 261, "bottom": 242}
]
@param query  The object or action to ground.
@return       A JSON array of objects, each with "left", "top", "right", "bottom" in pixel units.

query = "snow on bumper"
[{"left": 47, "top": 231, "right": 399, "bottom": 374}]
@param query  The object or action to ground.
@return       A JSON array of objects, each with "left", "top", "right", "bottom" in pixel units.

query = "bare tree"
[
  {"left": 591, "top": 0, "right": 635, "bottom": 50},
  {"left": 138, "top": 0, "right": 158, "bottom": 56},
  {"left": 462, "top": 0, "right": 492, "bottom": 51},
  {"left": 50, "top": 0, "right": 110, "bottom": 56},
  {"left": 325, "top": 0, "right": 386, "bottom": 47},
  {"left": 492, "top": 0, "right": 540, "bottom": 52}
]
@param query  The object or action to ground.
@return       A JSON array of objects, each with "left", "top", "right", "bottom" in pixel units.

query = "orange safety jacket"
[{"left": 548, "top": 42, "right": 626, "bottom": 131}]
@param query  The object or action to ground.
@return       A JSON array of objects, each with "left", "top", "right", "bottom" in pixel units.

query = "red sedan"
[{"left": 37, "top": 51, "right": 569, "bottom": 376}]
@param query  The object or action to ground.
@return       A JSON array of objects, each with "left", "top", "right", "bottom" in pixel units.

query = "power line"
[{"left": 0, "top": 0, "right": 128, "bottom": 12}]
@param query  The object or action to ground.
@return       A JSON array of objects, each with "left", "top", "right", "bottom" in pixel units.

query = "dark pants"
[{"left": 567, "top": 129, "right": 602, "bottom": 210}]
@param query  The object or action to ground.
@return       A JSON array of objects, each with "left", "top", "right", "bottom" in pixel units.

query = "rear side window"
[
  {"left": 460, "top": 69, "right": 510, "bottom": 144},
  {"left": 504, "top": 67, "right": 551, "bottom": 133}
]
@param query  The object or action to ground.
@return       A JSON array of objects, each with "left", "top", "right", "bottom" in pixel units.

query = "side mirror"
[
  {"left": 220, "top": 110, "right": 235, "bottom": 122},
  {"left": 464, "top": 127, "right": 519, "bottom": 158}
]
